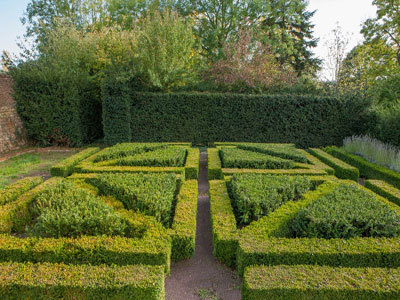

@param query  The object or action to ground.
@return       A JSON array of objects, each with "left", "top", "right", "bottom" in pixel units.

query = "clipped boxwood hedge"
[
  {"left": 0, "top": 177, "right": 43, "bottom": 206},
  {"left": 209, "top": 180, "right": 238, "bottom": 268},
  {"left": 365, "top": 180, "right": 400, "bottom": 206},
  {"left": 220, "top": 147, "right": 295, "bottom": 169},
  {"left": 242, "top": 265, "right": 400, "bottom": 300},
  {"left": 207, "top": 148, "right": 223, "bottom": 180},
  {"left": 237, "top": 143, "right": 308, "bottom": 163},
  {"left": 0, "top": 234, "right": 171, "bottom": 273},
  {"left": 0, "top": 262, "right": 165, "bottom": 300},
  {"left": 74, "top": 146, "right": 199, "bottom": 180},
  {"left": 237, "top": 236, "right": 400, "bottom": 277},
  {"left": 170, "top": 180, "right": 198, "bottom": 261},
  {"left": 50, "top": 147, "right": 100, "bottom": 177},
  {"left": 308, "top": 148, "right": 359, "bottom": 181},
  {"left": 103, "top": 92, "right": 372, "bottom": 147},
  {"left": 324, "top": 146, "right": 400, "bottom": 188}
]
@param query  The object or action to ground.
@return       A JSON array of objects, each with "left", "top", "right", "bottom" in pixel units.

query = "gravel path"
[{"left": 165, "top": 149, "right": 241, "bottom": 300}]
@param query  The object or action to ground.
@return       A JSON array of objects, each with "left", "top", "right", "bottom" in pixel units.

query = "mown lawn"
[{"left": 0, "top": 151, "right": 78, "bottom": 189}]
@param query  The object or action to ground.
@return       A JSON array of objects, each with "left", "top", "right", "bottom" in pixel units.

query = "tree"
[
  {"left": 134, "top": 9, "right": 201, "bottom": 91},
  {"left": 260, "top": 0, "right": 320, "bottom": 76},
  {"left": 362, "top": 0, "right": 400, "bottom": 67},
  {"left": 322, "top": 23, "right": 351, "bottom": 82},
  {"left": 203, "top": 29, "right": 296, "bottom": 92}
]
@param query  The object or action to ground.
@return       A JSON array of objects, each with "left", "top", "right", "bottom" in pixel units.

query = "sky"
[{"left": 1, "top": 0, "right": 377, "bottom": 71}]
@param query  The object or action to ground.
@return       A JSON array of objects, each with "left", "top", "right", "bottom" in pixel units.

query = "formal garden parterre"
[
  {"left": 207, "top": 142, "right": 400, "bottom": 299},
  {"left": 0, "top": 143, "right": 199, "bottom": 299}
]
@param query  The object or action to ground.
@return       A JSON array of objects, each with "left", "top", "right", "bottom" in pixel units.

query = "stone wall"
[{"left": 0, "top": 74, "right": 28, "bottom": 154}]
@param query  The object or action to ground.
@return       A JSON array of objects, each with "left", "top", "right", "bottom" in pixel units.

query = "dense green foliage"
[
  {"left": 229, "top": 174, "right": 313, "bottom": 226},
  {"left": 0, "top": 262, "right": 165, "bottom": 300},
  {"left": 116, "top": 147, "right": 187, "bottom": 167},
  {"left": 94, "top": 143, "right": 166, "bottom": 162},
  {"left": 92, "top": 173, "right": 177, "bottom": 227},
  {"left": 32, "top": 180, "right": 132, "bottom": 238},
  {"left": 50, "top": 147, "right": 100, "bottom": 177},
  {"left": 290, "top": 184, "right": 400, "bottom": 239},
  {"left": 220, "top": 148, "right": 295, "bottom": 170},
  {"left": 237, "top": 143, "right": 308, "bottom": 163},
  {"left": 242, "top": 265, "right": 400, "bottom": 300},
  {"left": 308, "top": 148, "right": 359, "bottom": 181},
  {"left": 0, "top": 177, "right": 42, "bottom": 205},
  {"left": 0, "top": 234, "right": 171, "bottom": 271},
  {"left": 102, "top": 92, "right": 374, "bottom": 147},
  {"left": 365, "top": 180, "right": 400, "bottom": 207}
]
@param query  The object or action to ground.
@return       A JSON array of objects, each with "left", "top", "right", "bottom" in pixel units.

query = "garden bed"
[{"left": 0, "top": 143, "right": 199, "bottom": 299}]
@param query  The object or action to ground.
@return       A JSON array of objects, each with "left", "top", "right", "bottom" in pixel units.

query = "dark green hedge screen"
[{"left": 103, "top": 91, "right": 374, "bottom": 147}]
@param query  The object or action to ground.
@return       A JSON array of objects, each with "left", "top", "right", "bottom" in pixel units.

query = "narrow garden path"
[{"left": 165, "top": 149, "right": 241, "bottom": 300}]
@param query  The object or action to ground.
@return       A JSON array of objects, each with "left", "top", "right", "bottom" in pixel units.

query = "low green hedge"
[
  {"left": 239, "top": 180, "right": 339, "bottom": 240},
  {"left": 209, "top": 180, "right": 238, "bottom": 268},
  {"left": 0, "top": 177, "right": 43, "bottom": 205},
  {"left": 242, "top": 265, "right": 400, "bottom": 300},
  {"left": 290, "top": 183, "right": 400, "bottom": 239},
  {"left": 116, "top": 147, "right": 187, "bottom": 167},
  {"left": 170, "top": 180, "right": 198, "bottom": 261},
  {"left": 324, "top": 146, "right": 400, "bottom": 188},
  {"left": 237, "top": 143, "right": 308, "bottom": 163},
  {"left": 365, "top": 180, "right": 400, "bottom": 206},
  {"left": 50, "top": 147, "right": 100, "bottom": 177},
  {"left": 308, "top": 148, "right": 359, "bottom": 181},
  {"left": 228, "top": 174, "right": 313, "bottom": 226},
  {"left": 220, "top": 147, "right": 295, "bottom": 169},
  {"left": 0, "top": 178, "right": 63, "bottom": 233},
  {"left": 237, "top": 236, "right": 400, "bottom": 277},
  {"left": 207, "top": 148, "right": 223, "bottom": 180},
  {"left": 75, "top": 146, "right": 199, "bottom": 180},
  {"left": 0, "top": 262, "right": 165, "bottom": 300},
  {"left": 184, "top": 147, "right": 199, "bottom": 180},
  {"left": 0, "top": 234, "right": 171, "bottom": 273},
  {"left": 94, "top": 143, "right": 166, "bottom": 162},
  {"left": 89, "top": 173, "right": 178, "bottom": 227}
]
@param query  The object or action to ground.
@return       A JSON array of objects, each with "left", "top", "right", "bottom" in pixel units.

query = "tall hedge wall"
[
  {"left": 103, "top": 91, "right": 373, "bottom": 147},
  {"left": 9, "top": 61, "right": 102, "bottom": 147}
]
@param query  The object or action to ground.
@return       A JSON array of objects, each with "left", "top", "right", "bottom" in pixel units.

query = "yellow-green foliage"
[
  {"left": 170, "top": 180, "right": 198, "bottom": 261},
  {"left": 0, "top": 177, "right": 43, "bottom": 205},
  {"left": 308, "top": 148, "right": 359, "bottom": 180},
  {"left": 50, "top": 147, "right": 100, "bottom": 177},
  {"left": 365, "top": 179, "right": 400, "bottom": 206},
  {"left": 243, "top": 265, "right": 400, "bottom": 300},
  {"left": 0, "top": 262, "right": 165, "bottom": 300},
  {"left": 209, "top": 180, "right": 238, "bottom": 267}
]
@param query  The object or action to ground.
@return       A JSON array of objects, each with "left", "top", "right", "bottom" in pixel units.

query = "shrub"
[
  {"left": 229, "top": 174, "right": 313, "bottom": 226},
  {"left": 237, "top": 143, "right": 308, "bottom": 163},
  {"left": 0, "top": 177, "right": 43, "bottom": 206},
  {"left": 343, "top": 135, "right": 400, "bottom": 172},
  {"left": 92, "top": 173, "right": 177, "bottom": 227},
  {"left": 220, "top": 148, "right": 295, "bottom": 170},
  {"left": 0, "top": 262, "right": 165, "bottom": 300},
  {"left": 103, "top": 92, "right": 374, "bottom": 146},
  {"left": 242, "top": 265, "right": 400, "bottom": 300},
  {"left": 290, "top": 184, "right": 400, "bottom": 239},
  {"left": 365, "top": 180, "right": 400, "bottom": 206},
  {"left": 50, "top": 147, "right": 100, "bottom": 177},
  {"left": 94, "top": 143, "right": 166, "bottom": 162},
  {"left": 308, "top": 148, "right": 359, "bottom": 181},
  {"left": 203, "top": 29, "right": 296, "bottom": 93},
  {"left": 116, "top": 147, "right": 187, "bottom": 167},
  {"left": 31, "top": 180, "right": 132, "bottom": 238}
]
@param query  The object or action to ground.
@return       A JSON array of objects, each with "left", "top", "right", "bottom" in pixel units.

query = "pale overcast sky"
[{"left": 1, "top": 0, "right": 377, "bottom": 69}]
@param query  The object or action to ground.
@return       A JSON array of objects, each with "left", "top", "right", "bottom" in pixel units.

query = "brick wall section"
[{"left": 0, "top": 74, "right": 28, "bottom": 154}]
